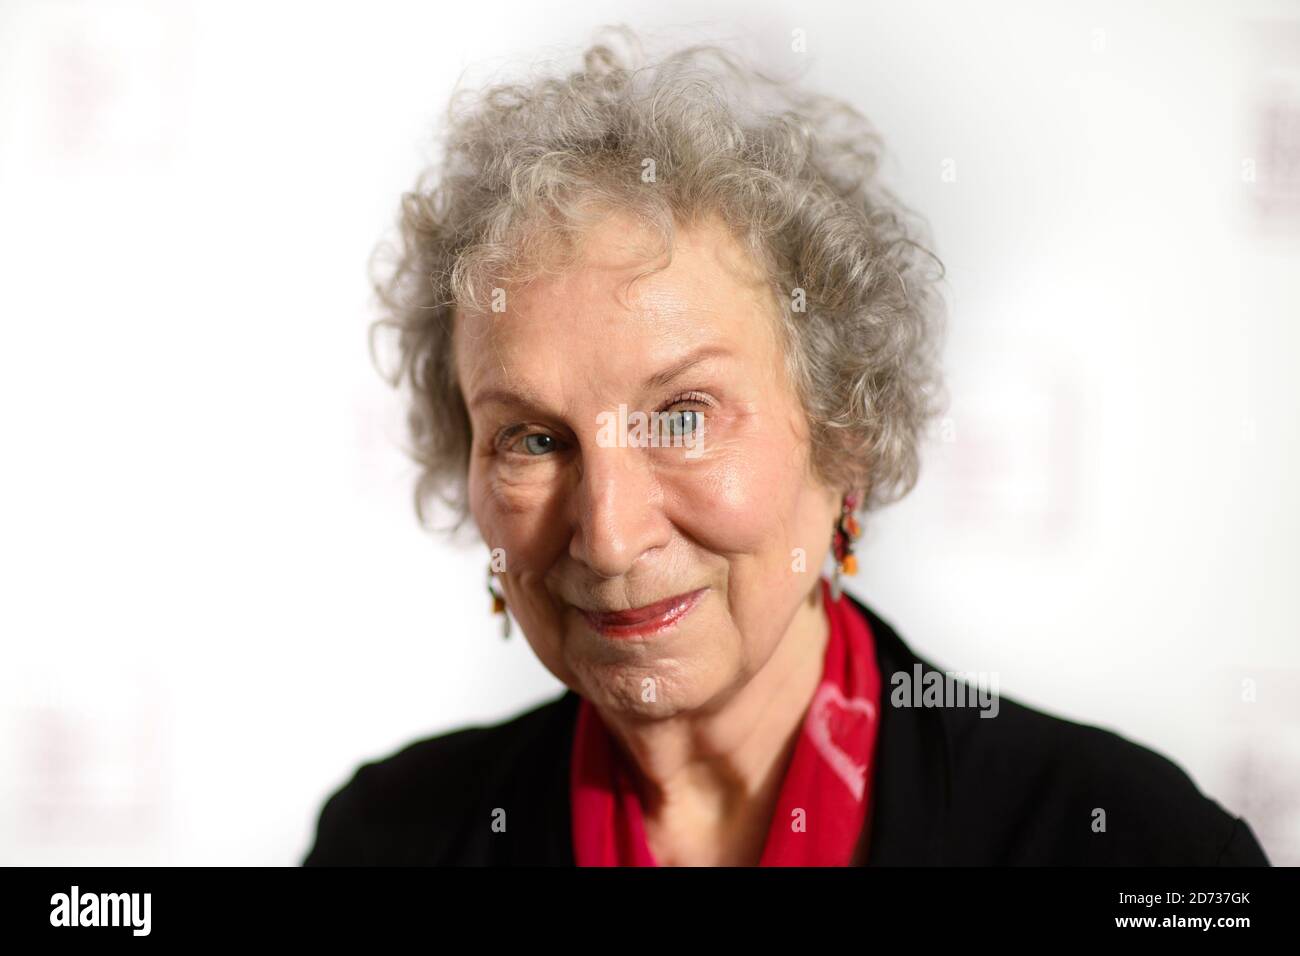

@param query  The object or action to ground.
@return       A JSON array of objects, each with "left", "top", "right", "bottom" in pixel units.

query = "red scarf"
[{"left": 570, "top": 576, "right": 882, "bottom": 866}]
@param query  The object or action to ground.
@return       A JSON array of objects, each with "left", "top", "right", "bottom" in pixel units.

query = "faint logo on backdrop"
[
  {"left": 13, "top": 687, "right": 167, "bottom": 860},
  {"left": 23, "top": 0, "right": 189, "bottom": 169},
  {"left": 1244, "top": 19, "right": 1300, "bottom": 233},
  {"left": 926, "top": 347, "right": 1082, "bottom": 551},
  {"left": 1219, "top": 666, "right": 1300, "bottom": 866}
]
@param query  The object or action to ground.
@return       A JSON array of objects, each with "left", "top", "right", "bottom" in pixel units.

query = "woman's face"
[{"left": 456, "top": 212, "right": 842, "bottom": 717}]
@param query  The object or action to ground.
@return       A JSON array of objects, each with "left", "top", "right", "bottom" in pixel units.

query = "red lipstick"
[{"left": 579, "top": 588, "right": 707, "bottom": 639}]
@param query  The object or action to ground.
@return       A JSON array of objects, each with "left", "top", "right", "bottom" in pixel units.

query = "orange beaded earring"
[
  {"left": 487, "top": 563, "right": 511, "bottom": 639},
  {"left": 830, "top": 491, "right": 862, "bottom": 601}
]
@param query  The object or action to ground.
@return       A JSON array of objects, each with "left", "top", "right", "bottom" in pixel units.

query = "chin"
[{"left": 574, "top": 656, "right": 726, "bottom": 719}]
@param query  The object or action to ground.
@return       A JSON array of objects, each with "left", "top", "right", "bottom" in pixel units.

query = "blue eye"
[
  {"left": 662, "top": 409, "right": 701, "bottom": 437},
  {"left": 520, "top": 433, "right": 555, "bottom": 455}
]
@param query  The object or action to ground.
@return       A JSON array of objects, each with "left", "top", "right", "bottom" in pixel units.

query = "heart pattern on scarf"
[{"left": 807, "top": 681, "right": 877, "bottom": 802}]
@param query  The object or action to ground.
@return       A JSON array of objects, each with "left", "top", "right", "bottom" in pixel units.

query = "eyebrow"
[
  {"left": 642, "top": 344, "right": 733, "bottom": 391},
  {"left": 466, "top": 344, "right": 733, "bottom": 412}
]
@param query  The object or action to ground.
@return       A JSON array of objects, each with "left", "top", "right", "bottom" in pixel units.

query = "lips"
[{"left": 578, "top": 588, "right": 707, "bottom": 638}]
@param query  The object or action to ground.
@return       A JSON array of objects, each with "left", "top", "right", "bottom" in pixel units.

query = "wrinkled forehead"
[{"left": 453, "top": 213, "right": 781, "bottom": 397}]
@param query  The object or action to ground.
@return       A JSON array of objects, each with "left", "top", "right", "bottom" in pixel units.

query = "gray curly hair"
[{"left": 370, "top": 25, "right": 947, "bottom": 533}]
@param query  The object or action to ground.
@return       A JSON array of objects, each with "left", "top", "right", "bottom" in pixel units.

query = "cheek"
[
  {"left": 471, "top": 464, "right": 574, "bottom": 664},
  {"left": 473, "top": 483, "right": 562, "bottom": 579},
  {"left": 666, "top": 422, "right": 823, "bottom": 560}
]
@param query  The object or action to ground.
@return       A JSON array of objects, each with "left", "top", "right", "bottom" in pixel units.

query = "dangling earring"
[
  {"left": 830, "top": 490, "right": 862, "bottom": 602},
  {"left": 487, "top": 563, "right": 511, "bottom": 639}
]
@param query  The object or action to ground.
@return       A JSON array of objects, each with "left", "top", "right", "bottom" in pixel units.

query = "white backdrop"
[{"left": 1, "top": 0, "right": 1296, "bottom": 865}]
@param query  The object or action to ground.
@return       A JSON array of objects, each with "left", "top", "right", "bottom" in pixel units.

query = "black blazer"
[{"left": 302, "top": 593, "right": 1270, "bottom": 865}]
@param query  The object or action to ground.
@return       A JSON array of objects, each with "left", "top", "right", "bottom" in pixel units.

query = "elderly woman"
[{"left": 304, "top": 30, "right": 1268, "bottom": 867}]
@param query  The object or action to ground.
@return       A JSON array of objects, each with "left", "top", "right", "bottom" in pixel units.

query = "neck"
[{"left": 596, "top": 579, "right": 831, "bottom": 865}]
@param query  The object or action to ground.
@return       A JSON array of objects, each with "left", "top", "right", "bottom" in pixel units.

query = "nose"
[{"left": 568, "top": 442, "right": 669, "bottom": 580}]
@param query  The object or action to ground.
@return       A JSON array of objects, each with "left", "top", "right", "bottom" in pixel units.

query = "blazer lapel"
[{"left": 849, "top": 593, "right": 951, "bottom": 866}]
